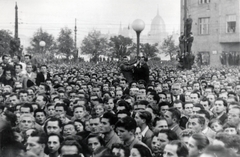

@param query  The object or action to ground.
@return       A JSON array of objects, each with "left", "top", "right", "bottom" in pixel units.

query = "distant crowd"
[{"left": 0, "top": 54, "right": 240, "bottom": 157}]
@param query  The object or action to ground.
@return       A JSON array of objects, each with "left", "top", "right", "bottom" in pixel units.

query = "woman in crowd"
[
  {"left": 104, "top": 98, "right": 116, "bottom": 113},
  {"left": 209, "top": 118, "right": 223, "bottom": 133},
  {"left": 111, "top": 143, "right": 130, "bottom": 157},
  {"left": 157, "top": 129, "right": 179, "bottom": 155},
  {"left": 130, "top": 144, "right": 152, "bottom": 157},
  {"left": 187, "top": 133, "right": 210, "bottom": 157},
  {"left": 181, "top": 129, "right": 196, "bottom": 145},
  {"left": 135, "top": 127, "right": 143, "bottom": 142},
  {"left": 86, "top": 133, "right": 111, "bottom": 157}
]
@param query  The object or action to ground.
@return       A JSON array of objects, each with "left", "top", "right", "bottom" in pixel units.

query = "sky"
[{"left": 0, "top": 0, "right": 181, "bottom": 48}]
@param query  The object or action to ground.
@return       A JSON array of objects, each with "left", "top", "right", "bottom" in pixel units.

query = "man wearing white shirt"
[
  {"left": 12, "top": 55, "right": 26, "bottom": 74},
  {"left": 24, "top": 63, "right": 37, "bottom": 88}
]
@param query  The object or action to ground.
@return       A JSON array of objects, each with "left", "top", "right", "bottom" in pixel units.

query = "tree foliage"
[
  {"left": 108, "top": 35, "right": 133, "bottom": 59},
  {"left": 26, "top": 28, "right": 57, "bottom": 55},
  {"left": 0, "top": 30, "right": 14, "bottom": 56},
  {"left": 80, "top": 30, "right": 108, "bottom": 59},
  {"left": 57, "top": 27, "right": 75, "bottom": 59},
  {"left": 140, "top": 43, "right": 158, "bottom": 58},
  {"left": 160, "top": 35, "right": 178, "bottom": 61}
]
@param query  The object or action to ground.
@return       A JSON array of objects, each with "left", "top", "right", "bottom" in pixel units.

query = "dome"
[
  {"left": 147, "top": 9, "right": 167, "bottom": 44},
  {"left": 149, "top": 9, "right": 166, "bottom": 34}
]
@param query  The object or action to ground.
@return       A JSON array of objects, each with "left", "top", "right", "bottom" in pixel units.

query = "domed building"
[{"left": 148, "top": 9, "right": 168, "bottom": 44}]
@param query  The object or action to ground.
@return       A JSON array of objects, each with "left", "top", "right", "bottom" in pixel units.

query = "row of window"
[
  {"left": 199, "top": 15, "right": 236, "bottom": 35},
  {"left": 199, "top": 0, "right": 210, "bottom": 4},
  {"left": 182, "top": 0, "right": 210, "bottom": 5}
]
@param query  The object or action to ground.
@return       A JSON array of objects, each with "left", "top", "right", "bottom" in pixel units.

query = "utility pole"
[
  {"left": 15, "top": 2, "right": 18, "bottom": 39},
  {"left": 10, "top": 2, "right": 22, "bottom": 56},
  {"left": 74, "top": 18, "right": 77, "bottom": 49},
  {"left": 183, "top": 0, "right": 187, "bottom": 56},
  {"left": 74, "top": 19, "right": 78, "bottom": 61}
]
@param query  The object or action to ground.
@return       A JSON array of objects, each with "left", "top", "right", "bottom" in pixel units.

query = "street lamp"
[
  {"left": 132, "top": 19, "right": 145, "bottom": 57},
  {"left": 39, "top": 41, "right": 46, "bottom": 53},
  {"left": 39, "top": 41, "right": 46, "bottom": 63}
]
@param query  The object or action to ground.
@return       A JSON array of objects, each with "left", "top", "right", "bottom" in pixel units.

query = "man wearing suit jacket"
[
  {"left": 120, "top": 78, "right": 130, "bottom": 95},
  {"left": 13, "top": 64, "right": 27, "bottom": 87},
  {"left": 164, "top": 108, "right": 183, "bottom": 137},
  {"left": 36, "top": 65, "right": 51, "bottom": 86},
  {"left": 171, "top": 83, "right": 185, "bottom": 102},
  {"left": 197, "top": 109, "right": 216, "bottom": 140},
  {"left": 134, "top": 110, "right": 153, "bottom": 148}
]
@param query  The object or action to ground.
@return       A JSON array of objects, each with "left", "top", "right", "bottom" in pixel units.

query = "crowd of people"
[{"left": 0, "top": 53, "right": 240, "bottom": 157}]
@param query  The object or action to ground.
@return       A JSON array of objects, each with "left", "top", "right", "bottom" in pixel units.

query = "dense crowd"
[{"left": 0, "top": 54, "right": 240, "bottom": 157}]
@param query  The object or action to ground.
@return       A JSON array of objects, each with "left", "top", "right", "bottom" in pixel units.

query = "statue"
[
  {"left": 177, "top": 16, "right": 194, "bottom": 70},
  {"left": 179, "top": 32, "right": 185, "bottom": 55},
  {"left": 185, "top": 17, "right": 193, "bottom": 37},
  {"left": 186, "top": 32, "right": 194, "bottom": 53}
]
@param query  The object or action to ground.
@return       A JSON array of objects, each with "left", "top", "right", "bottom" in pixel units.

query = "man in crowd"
[
  {"left": 100, "top": 112, "right": 121, "bottom": 149},
  {"left": 26, "top": 132, "right": 48, "bottom": 157},
  {"left": 164, "top": 108, "right": 183, "bottom": 137},
  {"left": 115, "top": 116, "right": 148, "bottom": 150}
]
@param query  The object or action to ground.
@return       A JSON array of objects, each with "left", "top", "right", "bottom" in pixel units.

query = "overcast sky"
[{"left": 0, "top": 0, "right": 180, "bottom": 47}]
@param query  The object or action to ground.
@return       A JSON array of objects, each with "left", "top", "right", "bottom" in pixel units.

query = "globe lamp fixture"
[
  {"left": 132, "top": 19, "right": 145, "bottom": 57},
  {"left": 39, "top": 41, "right": 46, "bottom": 47}
]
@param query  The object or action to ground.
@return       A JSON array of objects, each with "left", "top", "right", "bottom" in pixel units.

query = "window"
[
  {"left": 199, "top": 17, "right": 210, "bottom": 35},
  {"left": 226, "top": 15, "right": 236, "bottom": 33},
  {"left": 199, "top": 0, "right": 210, "bottom": 4}
]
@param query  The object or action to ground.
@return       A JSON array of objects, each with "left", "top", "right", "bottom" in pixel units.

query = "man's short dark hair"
[
  {"left": 189, "top": 115, "right": 205, "bottom": 126},
  {"left": 29, "top": 131, "right": 47, "bottom": 144},
  {"left": 135, "top": 100, "right": 149, "bottom": 107},
  {"left": 136, "top": 110, "right": 152, "bottom": 125},
  {"left": 55, "top": 103, "right": 67, "bottom": 111},
  {"left": 197, "top": 109, "right": 210, "bottom": 120},
  {"left": 115, "top": 116, "right": 137, "bottom": 132},
  {"left": 20, "top": 103, "right": 33, "bottom": 113},
  {"left": 159, "top": 129, "right": 179, "bottom": 141},
  {"left": 153, "top": 117, "right": 167, "bottom": 127},
  {"left": 167, "top": 140, "right": 189, "bottom": 157},
  {"left": 59, "top": 140, "right": 82, "bottom": 154},
  {"left": 111, "top": 143, "right": 130, "bottom": 157},
  {"left": 101, "top": 112, "right": 118, "bottom": 126},
  {"left": 116, "top": 109, "right": 131, "bottom": 117},
  {"left": 168, "top": 108, "right": 181, "bottom": 122},
  {"left": 14, "top": 64, "right": 22, "bottom": 69},
  {"left": 148, "top": 91, "right": 160, "bottom": 104},
  {"left": 24, "top": 54, "right": 32, "bottom": 59},
  {"left": 194, "top": 103, "right": 205, "bottom": 110},
  {"left": 215, "top": 98, "right": 228, "bottom": 107},
  {"left": 34, "top": 109, "right": 46, "bottom": 117},
  {"left": 44, "top": 117, "right": 62, "bottom": 133},
  {"left": 73, "top": 105, "right": 86, "bottom": 112}
]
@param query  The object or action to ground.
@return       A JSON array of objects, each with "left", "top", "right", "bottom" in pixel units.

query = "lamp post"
[
  {"left": 39, "top": 41, "right": 46, "bottom": 52},
  {"left": 39, "top": 41, "right": 46, "bottom": 62},
  {"left": 132, "top": 19, "right": 145, "bottom": 57}
]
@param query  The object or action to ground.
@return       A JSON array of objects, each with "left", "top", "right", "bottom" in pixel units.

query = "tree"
[
  {"left": 108, "top": 35, "right": 133, "bottom": 59},
  {"left": 160, "top": 35, "right": 178, "bottom": 61},
  {"left": 26, "top": 28, "right": 57, "bottom": 55},
  {"left": 0, "top": 30, "right": 14, "bottom": 56},
  {"left": 140, "top": 43, "right": 158, "bottom": 58},
  {"left": 80, "top": 30, "right": 108, "bottom": 61},
  {"left": 57, "top": 27, "right": 75, "bottom": 60}
]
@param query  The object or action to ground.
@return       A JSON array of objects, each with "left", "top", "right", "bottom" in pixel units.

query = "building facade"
[{"left": 180, "top": 0, "right": 240, "bottom": 66}]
